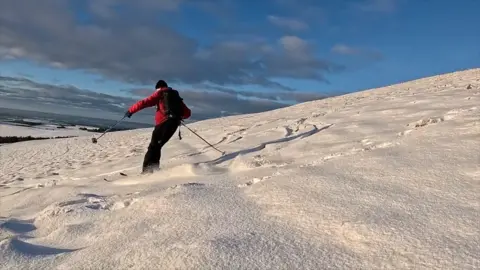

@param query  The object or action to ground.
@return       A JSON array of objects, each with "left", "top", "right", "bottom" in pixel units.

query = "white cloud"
[{"left": 279, "top": 36, "right": 309, "bottom": 52}]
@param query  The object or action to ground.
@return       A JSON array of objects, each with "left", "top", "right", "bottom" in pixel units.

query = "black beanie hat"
[{"left": 155, "top": 80, "right": 168, "bottom": 89}]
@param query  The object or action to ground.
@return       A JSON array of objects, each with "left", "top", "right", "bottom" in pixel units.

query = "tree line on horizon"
[{"left": 0, "top": 135, "right": 76, "bottom": 144}]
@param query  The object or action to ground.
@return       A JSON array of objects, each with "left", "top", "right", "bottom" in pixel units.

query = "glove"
[
  {"left": 165, "top": 110, "right": 176, "bottom": 119},
  {"left": 125, "top": 111, "right": 133, "bottom": 118}
]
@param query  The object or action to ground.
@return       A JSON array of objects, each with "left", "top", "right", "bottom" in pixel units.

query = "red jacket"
[{"left": 128, "top": 87, "right": 191, "bottom": 125}]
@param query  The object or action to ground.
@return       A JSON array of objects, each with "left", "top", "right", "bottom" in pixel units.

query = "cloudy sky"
[{"left": 1, "top": 0, "right": 479, "bottom": 124}]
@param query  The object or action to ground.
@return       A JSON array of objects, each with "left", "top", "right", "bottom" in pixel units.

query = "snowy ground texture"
[{"left": 1, "top": 69, "right": 479, "bottom": 270}]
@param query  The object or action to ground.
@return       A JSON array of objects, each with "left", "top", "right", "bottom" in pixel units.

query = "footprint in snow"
[
  {"left": 398, "top": 116, "right": 446, "bottom": 136},
  {"left": 407, "top": 116, "right": 444, "bottom": 128},
  {"left": 169, "top": 182, "right": 206, "bottom": 189},
  {"left": 238, "top": 173, "right": 280, "bottom": 188}
]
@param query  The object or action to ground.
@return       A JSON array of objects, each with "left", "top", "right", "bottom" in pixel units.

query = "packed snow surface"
[{"left": 1, "top": 69, "right": 479, "bottom": 269}]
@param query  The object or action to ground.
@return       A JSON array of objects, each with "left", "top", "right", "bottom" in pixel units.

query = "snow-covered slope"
[{"left": 1, "top": 69, "right": 479, "bottom": 269}]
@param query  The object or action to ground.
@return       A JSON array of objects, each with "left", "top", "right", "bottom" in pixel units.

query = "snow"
[
  {"left": 1, "top": 69, "right": 479, "bottom": 269},
  {"left": 0, "top": 124, "right": 96, "bottom": 137}
]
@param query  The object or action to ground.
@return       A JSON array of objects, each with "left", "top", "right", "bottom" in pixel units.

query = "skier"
[{"left": 125, "top": 80, "right": 191, "bottom": 174}]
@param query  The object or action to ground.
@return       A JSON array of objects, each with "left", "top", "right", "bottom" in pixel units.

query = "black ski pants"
[{"left": 142, "top": 118, "right": 179, "bottom": 173}]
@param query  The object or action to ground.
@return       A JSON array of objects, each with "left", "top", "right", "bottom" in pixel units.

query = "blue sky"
[{"left": 1, "top": 0, "right": 479, "bottom": 123}]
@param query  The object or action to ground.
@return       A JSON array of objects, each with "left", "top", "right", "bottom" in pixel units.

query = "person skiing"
[{"left": 125, "top": 80, "right": 191, "bottom": 174}]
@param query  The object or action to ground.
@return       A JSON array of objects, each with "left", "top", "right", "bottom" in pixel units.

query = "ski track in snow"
[{"left": 1, "top": 69, "right": 480, "bottom": 269}]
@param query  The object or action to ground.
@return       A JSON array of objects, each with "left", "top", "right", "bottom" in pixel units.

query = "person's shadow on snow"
[{"left": 202, "top": 123, "right": 333, "bottom": 166}]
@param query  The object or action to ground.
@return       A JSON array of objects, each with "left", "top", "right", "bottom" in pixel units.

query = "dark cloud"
[
  {"left": 0, "top": 0, "right": 377, "bottom": 123},
  {"left": 167, "top": 90, "right": 287, "bottom": 120},
  {"left": 126, "top": 83, "right": 328, "bottom": 120},
  {"left": 1, "top": 76, "right": 328, "bottom": 122},
  {"left": 0, "top": 75, "right": 134, "bottom": 114},
  {"left": 193, "top": 85, "right": 328, "bottom": 103},
  {"left": 0, "top": 0, "right": 343, "bottom": 91}
]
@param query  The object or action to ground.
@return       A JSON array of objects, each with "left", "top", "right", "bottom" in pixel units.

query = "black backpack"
[{"left": 161, "top": 88, "right": 184, "bottom": 119}]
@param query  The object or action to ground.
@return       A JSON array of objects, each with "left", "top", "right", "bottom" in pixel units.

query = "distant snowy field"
[
  {"left": 0, "top": 124, "right": 95, "bottom": 137},
  {"left": 1, "top": 69, "right": 479, "bottom": 269}
]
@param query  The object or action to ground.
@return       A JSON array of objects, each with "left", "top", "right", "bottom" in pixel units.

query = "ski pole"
[
  {"left": 92, "top": 116, "right": 126, "bottom": 143},
  {"left": 181, "top": 121, "right": 225, "bottom": 155}
]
